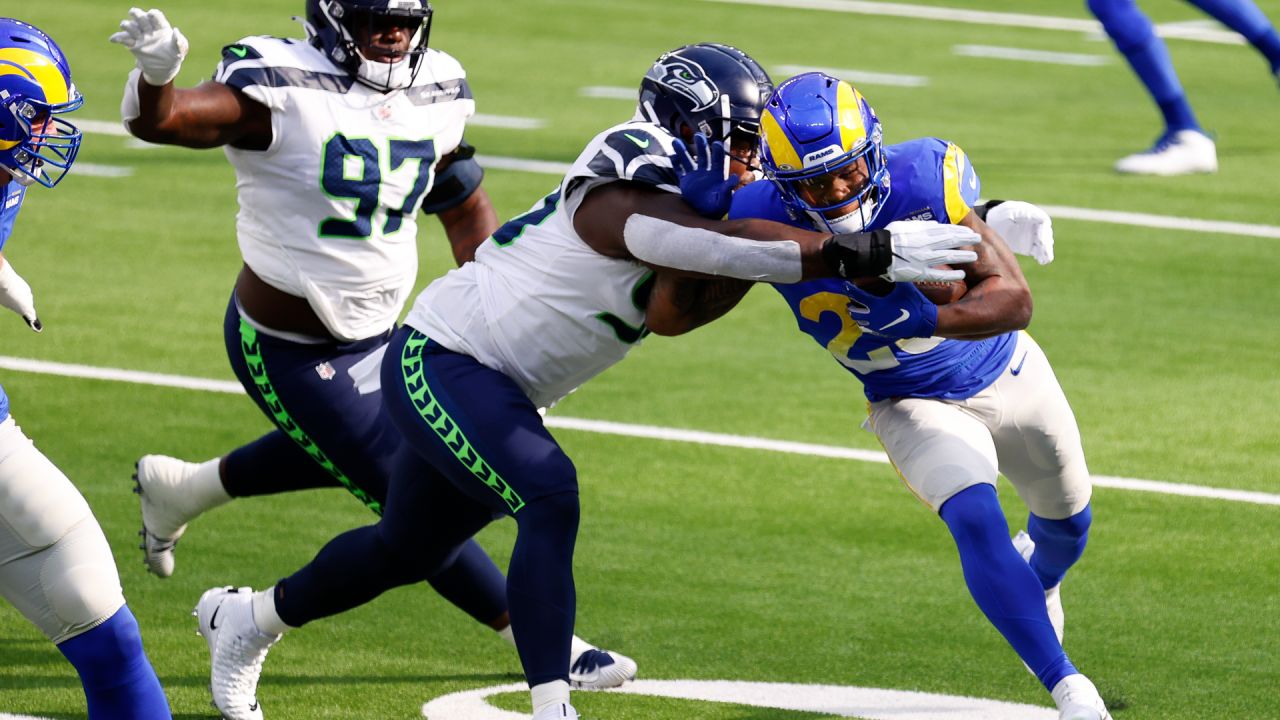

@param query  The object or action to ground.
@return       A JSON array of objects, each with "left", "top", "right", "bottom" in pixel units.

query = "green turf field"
[{"left": 3, "top": 1, "right": 1279, "bottom": 718}]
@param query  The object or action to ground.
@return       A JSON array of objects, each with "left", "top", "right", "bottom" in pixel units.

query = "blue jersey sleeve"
[{"left": 0, "top": 183, "right": 26, "bottom": 252}]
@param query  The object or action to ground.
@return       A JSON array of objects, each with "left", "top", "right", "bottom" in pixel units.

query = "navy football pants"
[
  {"left": 278, "top": 327, "right": 581, "bottom": 687},
  {"left": 221, "top": 297, "right": 507, "bottom": 627}
]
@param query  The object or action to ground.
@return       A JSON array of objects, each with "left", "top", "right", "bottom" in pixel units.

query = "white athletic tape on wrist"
[{"left": 622, "top": 214, "right": 803, "bottom": 283}]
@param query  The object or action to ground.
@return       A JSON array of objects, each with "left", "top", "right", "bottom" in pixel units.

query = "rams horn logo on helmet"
[{"left": 647, "top": 57, "right": 719, "bottom": 112}]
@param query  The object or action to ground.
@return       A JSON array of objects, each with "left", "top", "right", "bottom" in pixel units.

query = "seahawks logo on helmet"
[{"left": 646, "top": 57, "right": 719, "bottom": 112}]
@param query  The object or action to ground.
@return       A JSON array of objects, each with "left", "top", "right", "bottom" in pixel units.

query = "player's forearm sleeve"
[
  {"left": 622, "top": 214, "right": 803, "bottom": 283},
  {"left": 121, "top": 68, "right": 142, "bottom": 127}
]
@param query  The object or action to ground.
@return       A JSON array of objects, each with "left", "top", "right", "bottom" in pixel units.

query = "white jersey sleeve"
[
  {"left": 404, "top": 120, "right": 682, "bottom": 408},
  {"left": 213, "top": 37, "right": 474, "bottom": 341}
]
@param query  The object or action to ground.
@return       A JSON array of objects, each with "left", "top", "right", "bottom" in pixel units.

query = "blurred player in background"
[
  {"left": 1090, "top": 0, "right": 1280, "bottom": 174},
  {"left": 0, "top": 17, "right": 172, "bottom": 719},
  {"left": 682, "top": 71, "right": 1110, "bottom": 720},
  {"left": 110, "top": 3, "right": 631, "bottom": 717},
  {"left": 198, "top": 43, "right": 982, "bottom": 720}
]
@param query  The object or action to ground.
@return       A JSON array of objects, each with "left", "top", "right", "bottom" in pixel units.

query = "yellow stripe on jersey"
[{"left": 942, "top": 142, "right": 974, "bottom": 224}]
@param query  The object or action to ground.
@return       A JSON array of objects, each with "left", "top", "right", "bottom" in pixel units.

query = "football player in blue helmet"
[
  {"left": 304, "top": 0, "right": 433, "bottom": 92},
  {"left": 0, "top": 17, "right": 82, "bottom": 188},
  {"left": 710, "top": 71, "right": 1113, "bottom": 720},
  {"left": 0, "top": 18, "right": 173, "bottom": 720},
  {"left": 758, "top": 73, "right": 891, "bottom": 235}
]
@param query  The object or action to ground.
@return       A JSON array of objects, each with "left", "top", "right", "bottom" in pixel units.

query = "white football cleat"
[
  {"left": 1052, "top": 673, "right": 1112, "bottom": 720},
  {"left": 1114, "top": 129, "right": 1217, "bottom": 175},
  {"left": 195, "top": 586, "right": 281, "bottom": 720},
  {"left": 134, "top": 455, "right": 201, "bottom": 577},
  {"left": 1013, "top": 530, "right": 1065, "bottom": 644},
  {"left": 569, "top": 646, "right": 637, "bottom": 689},
  {"left": 531, "top": 702, "right": 580, "bottom": 720}
]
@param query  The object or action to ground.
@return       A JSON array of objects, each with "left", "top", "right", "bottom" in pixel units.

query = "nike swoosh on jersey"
[
  {"left": 228, "top": 45, "right": 249, "bottom": 58},
  {"left": 1010, "top": 351, "right": 1029, "bottom": 376},
  {"left": 623, "top": 133, "right": 650, "bottom": 149},
  {"left": 879, "top": 309, "right": 911, "bottom": 332}
]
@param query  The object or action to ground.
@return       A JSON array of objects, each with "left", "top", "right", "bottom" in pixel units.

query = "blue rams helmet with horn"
[{"left": 0, "top": 18, "right": 83, "bottom": 188}]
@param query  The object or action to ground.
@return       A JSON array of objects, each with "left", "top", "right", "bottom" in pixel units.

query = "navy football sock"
[
  {"left": 1026, "top": 505, "right": 1093, "bottom": 590},
  {"left": 940, "top": 485, "right": 1077, "bottom": 691},
  {"left": 1089, "top": 0, "right": 1201, "bottom": 133},
  {"left": 56, "top": 605, "right": 171, "bottom": 720},
  {"left": 1186, "top": 0, "right": 1280, "bottom": 69}
]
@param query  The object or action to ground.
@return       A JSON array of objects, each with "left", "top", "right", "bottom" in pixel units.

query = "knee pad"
[{"left": 42, "top": 518, "right": 126, "bottom": 644}]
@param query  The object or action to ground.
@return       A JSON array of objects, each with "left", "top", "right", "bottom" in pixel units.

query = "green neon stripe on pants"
[
  {"left": 238, "top": 318, "right": 383, "bottom": 515},
  {"left": 399, "top": 330, "right": 525, "bottom": 514}
]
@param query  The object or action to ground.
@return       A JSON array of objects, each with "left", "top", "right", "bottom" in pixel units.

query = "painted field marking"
[
  {"left": 952, "top": 44, "right": 1112, "bottom": 66},
  {"left": 2, "top": 355, "right": 1277, "bottom": 507},
  {"left": 73, "top": 163, "right": 133, "bottom": 178},
  {"left": 701, "top": 0, "right": 1245, "bottom": 45},
  {"left": 772, "top": 64, "right": 928, "bottom": 87},
  {"left": 470, "top": 113, "right": 545, "bottom": 130},
  {"left": 580, "top": 85, "right": 637, "bottom": 100},
  {"left": 421, "top": 679, "right": 1058, "bottom": 720}
]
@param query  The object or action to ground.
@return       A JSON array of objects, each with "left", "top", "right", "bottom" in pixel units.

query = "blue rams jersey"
[
  {"left": 0, "top": 180, "right": 26, "bottom": 422},
  {"left": 729, "top": 137, "right": 1015, "bottom": 401}
]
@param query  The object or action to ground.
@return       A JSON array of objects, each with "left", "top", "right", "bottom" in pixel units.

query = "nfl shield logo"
[{"left": 315, "top": 362, "right": 337, "bottom": 381}]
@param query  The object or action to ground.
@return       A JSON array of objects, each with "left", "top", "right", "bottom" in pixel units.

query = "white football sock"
[
  {"left": 251, "top": 586, "right": 295, "bottom": 636},
  {"left": 530, "top": 680, "right": 570, "bottom": 715},
  {"left": 187, "top": 457, "right": 232, "bottom": 513}
]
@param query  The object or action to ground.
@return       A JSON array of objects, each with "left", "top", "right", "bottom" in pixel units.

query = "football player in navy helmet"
[
  {"left": 110, "top": 4, "right": 632, "bottom": 718},
  {"left": 1, "top": 17, "right": 173, "bottom": 719},
  {"left": 216, "top": 43, "right": 980, "bottom": 720}
]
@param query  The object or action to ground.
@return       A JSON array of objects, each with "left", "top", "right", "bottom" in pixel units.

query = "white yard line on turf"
[
  {"left": 952, "top": 45, "right": 1112, "bottom": 66},
  {"left": 2, "top": 355, "right": 1277, "bottom": 507},
  {"left": 701, "top": 0, "right": 1246, "bottom": 45}
]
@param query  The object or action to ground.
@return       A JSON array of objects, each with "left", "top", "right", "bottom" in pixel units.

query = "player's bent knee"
[
  {"left": 43, "top": 519, "right": 125, "bottom": 644},
  {"left": 514, "top": 491, "right": 580, "bottom": 535}
]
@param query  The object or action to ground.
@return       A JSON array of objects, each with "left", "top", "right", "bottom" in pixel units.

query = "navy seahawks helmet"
[
  {"left": 637, "top": 43, "right": 773, "bottom": 145},
  {"left": 304, "top": 0, "right": 433, "bottom": 91}
]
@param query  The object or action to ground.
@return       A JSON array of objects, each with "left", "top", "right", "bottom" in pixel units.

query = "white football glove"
[
  {"left": 109, "top": 8, "right": 189, "bottom": 86},
  {"left": 881, "top": 220, "right": 980, "bottom": 283},
  {"left": 0, "top": 259, "right": 42, "bottom": 332},
  {"left": 986, "top": 201, "right": 1054, "bottom": 265}
]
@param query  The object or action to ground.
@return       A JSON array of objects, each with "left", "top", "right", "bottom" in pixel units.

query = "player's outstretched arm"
[
  {"left": 645, "top": 272, "right": 753, "bottom": 336},
  {"left": 111, "top": 8, "right": 270, "bottom": 149},
  {"left": 933, "top": 212, "right": 1033, "bottom": 339},
  {"left": 574, "top": 182, "right": 979, "bottom": 283}
]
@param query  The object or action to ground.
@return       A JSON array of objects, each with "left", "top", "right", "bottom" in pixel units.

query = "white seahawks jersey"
[
  {"left": 405, "top": 120, "right": 680, "bottom": 408},
  {"left": 214, "top": 37, "right": 474, "bottom": 341}
]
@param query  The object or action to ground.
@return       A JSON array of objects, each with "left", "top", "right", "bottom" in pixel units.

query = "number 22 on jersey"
[{"left": 798, "top": 291, "right": 941, "bottom": 374}]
